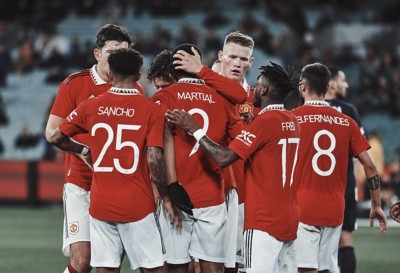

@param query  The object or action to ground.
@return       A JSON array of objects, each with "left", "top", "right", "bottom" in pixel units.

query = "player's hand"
[
  {"left": 165, "top": 109, "right": 200, "bottom": 135},
  {"left": 241, "top": 112, "right": 254, "bottom": 125},
  {"left": 77, "top": 152, "right": 93, "bottom": 171},
  {"left": 369, "top": 206, "right": 387, "bottom": 235},
  {"left": 389, "top": 201, "right": 400, "bottom": 223},
  {"left": 173, "top": 47, "right": 204, "bottom": 74},
  {"left": 168, "top": 181, "right": 194, "bottom": 216},
  {"left": 163, "top": 197, "right": 182, "bottom": 230}
]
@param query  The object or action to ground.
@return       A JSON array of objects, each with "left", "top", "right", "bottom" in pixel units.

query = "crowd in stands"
[{"left": 0, "top": 0, "right": 399, "bottom": 206}]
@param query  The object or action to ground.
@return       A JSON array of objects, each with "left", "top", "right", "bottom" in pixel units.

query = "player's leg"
[
  {"left": 338, "top": 189, "right": 357, "bottom": 273},
  {"left": 318, "top": 226, "right": 341, "bottom": 273},
  {"left": 62, "top": 183, "right": 91, "bottom": 273},
  {"left": 225, "top": 189, "right": 239, "bottom": 272},
  {"left": 165, "top": 210, "right": 193, "bottom": 273},
  {"left": 243, "top": 229, "right": 283, "bottom": 273},
  {"left": 199, "top": 259, "right": 224, "bottom": 273},
  {"left": 190, "top": 204, "right": 227, "bottom": 273},
  {"left": 277, "top": 240, "right": 297, "bottom": 273},
  {"left": 236, "top": 202, "right": 245, "bottom": 272},
  {"left": 96, "top": 267, "right": 120, "bottom": 273},
  {"left": 119, "top": 213, "right": 167, "bottom": 271},
  {"left": 294, "top": 223, "right": 320, "bottom": 273}
]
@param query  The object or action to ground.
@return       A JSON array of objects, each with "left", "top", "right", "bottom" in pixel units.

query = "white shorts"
[
  {"left": 225, "top": 189, "right": 239, "bottom": 268},
  {"left": 236, "top": 202, "right": 245, "bottom": 265},
  {"left": 164, "top": 203, "right": 227, "bottom": 264},
  {"left": 62, "top": 183, "right": 90, "bottom": 257},
  {"left": 243, "top": 229, "right": 296, "bottom": 273},
  {"left": 90, "top": 213, "right": 166, "bottom": 270},
  {"left": 294, "top": 222, "right": 341, "bottom": 272}
]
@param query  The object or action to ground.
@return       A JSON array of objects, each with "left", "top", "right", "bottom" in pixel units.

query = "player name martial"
[
  {"left": 98, "top": 106, "right": 135, "bottom": 117},
  {"left": 296, "top": 114, "right": 349, "bottom": 126},
  {"left": 177, "top": 92, "right": 215, "bottom": 104}
]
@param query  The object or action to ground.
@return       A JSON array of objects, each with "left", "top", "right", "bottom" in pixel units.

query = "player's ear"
[
  {"left": 94, "top": 48, "right": 101, "bottom": 62},
  {"left": 108, "top": 71, "right": 113, "bottom": 83},
  {"left": 218, "top": 50, "right": 223, "bottom": 61},
  {"left": 136, "top": 72, "right": 142, "bottom": 82},
  {"left": 248, "top": 57, "right": 254, "bottom": 68}
]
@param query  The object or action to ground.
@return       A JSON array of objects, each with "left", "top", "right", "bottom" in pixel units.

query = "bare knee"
[{"left": 70, "top": 242, "right": 91, "bottom": 273}]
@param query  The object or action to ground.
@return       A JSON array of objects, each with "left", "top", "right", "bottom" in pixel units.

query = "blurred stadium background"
[{"left": 0, "top": 0, "right": 399, "bottom": 272}]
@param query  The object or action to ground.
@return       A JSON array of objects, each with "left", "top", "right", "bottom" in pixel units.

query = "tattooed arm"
[
  {"left": 147, "top": 146, "right": 169, "bottom": 197},
  {"left": 147, "top": 146, "right": 182, "bottom": 228},
  {"left": 165, "top": 109, "right": 239, "bottom": 168}
]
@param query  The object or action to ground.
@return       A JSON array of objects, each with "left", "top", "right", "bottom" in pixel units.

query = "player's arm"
[
  {"left": 173, "top": 47, "right": 247, "bottom": 104},
  {"left": 45, "top": 114, "right": 64, "bottom": 142},
  {"left": 357, "top": 150, "right": 387, "bottom": 235},
  {"left": 147, "top": 146, "right": 182, "bottom": 228},
  {"left": 49, "top": 127, "right": 92, "bottom": 168},
  {"left": 163, "top": 123, "right": 177, "bottom": 184},
  {"left": 166, "top": 109, "right": 239, "bottom": 168}
]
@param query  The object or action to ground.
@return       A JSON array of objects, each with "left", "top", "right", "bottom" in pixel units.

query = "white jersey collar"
[
  {"left": 178, "top": 78, "right": 206, "bottom": 85},
  {"left": 304, "top": 100, "right": 330, "bottom": 106},
  {"left": 259, "top": 104, "right": 285, "bottom": 115},
  {"left": 90, "top": 65, "right": 108, "bottom": 85},
  {"left": 109, "top": 87, "right": 141, "bottom": 95}
]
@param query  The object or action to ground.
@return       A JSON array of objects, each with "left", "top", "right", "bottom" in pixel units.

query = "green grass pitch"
[{"left": 0, "top": 206, "right": 399, "bottom": 273}]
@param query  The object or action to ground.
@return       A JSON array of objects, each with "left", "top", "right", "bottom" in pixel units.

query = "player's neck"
[
  {"left": 304, "top": 93, "right": 324, "bottom": 102},
  {"left": 324, "top": 90, "right": 336, "bottom": 100}
]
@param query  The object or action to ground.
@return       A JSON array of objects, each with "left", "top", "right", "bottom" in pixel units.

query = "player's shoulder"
[{"left": 62, "top": 69, "right": 91, "bottom": 85}]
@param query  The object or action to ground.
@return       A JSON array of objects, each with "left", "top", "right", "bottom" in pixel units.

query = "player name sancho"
[
  {"left": 177, "top": 92, "right": 215, "bottom": 104},
  {"left": 98, "top": 106, "right": 135, "bottom": 117}
]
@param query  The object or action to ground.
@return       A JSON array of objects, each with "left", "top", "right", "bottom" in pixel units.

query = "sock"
[
  {"left": 338, "top": 246, "right": 356, "bottom": 273},
  {"left": 64, "top": 264, "right": 78, "bottom": 273}
]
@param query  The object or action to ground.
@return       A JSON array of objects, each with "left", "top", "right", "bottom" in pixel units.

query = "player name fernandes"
[
  {"left": 98, "top": 106, "right": 135, "bottom": 117},
  {"left": 296, "top": 114, "right": 349, "bottom": 126},
  {"left": 177, "top": 92, "right": 215, "bottom": 104}
]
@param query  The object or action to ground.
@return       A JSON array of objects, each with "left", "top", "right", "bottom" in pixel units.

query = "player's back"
[
  {"left": 240, "top": 108, "right": 300, "bottom": 240},
  {"left": 75, "top": 88, "right": 164, "bottom": 222},
  {"left": 153, "top": 79, "right": 233, "bottom": 208},
  {"left": 292, "top": 102, "right": 368, "bottom": 226}
]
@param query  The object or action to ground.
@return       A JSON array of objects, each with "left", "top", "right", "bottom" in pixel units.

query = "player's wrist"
[
  {"left": 80, "top": 145, "right": 90, "bottom": 156},
  {"left": 191, "top": 129, "right": 206, "bottom": 142},
  {"left": 367, "top": 175, "right": 380, "bottom": 190}
]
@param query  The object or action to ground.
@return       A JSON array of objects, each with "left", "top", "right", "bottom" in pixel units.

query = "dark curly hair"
[
  {"left": 172, "top": 43, "right": 202, "bottom": 79},
  {"left": 258, "top": 62, "right": 301, "bottom": 101},
  {"left": 108, "top": 48, "right": 143, "bottom": 78},
  {"left": 147, "top": 50, "right": 175, "bottom": 84}
]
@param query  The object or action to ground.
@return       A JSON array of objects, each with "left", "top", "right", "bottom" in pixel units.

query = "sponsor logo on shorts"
[{"left": 69, "top": 222, "right": 79, "bottom": 235}]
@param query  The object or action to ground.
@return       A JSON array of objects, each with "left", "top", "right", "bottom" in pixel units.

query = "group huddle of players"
[{"left": 45, "top": 24, "right": 388, "bottom": 273}]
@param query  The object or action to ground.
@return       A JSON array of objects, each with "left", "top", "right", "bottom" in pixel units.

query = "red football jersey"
[
  {"left": 229, "top": 105, "right": 300, "bottom": 241},
  {"left": 291, "top": 101, "right": 371, "bottom": 226},
  {"left": 50, "top": 66, "right": 144, "bottom": 190},
  {"left": 152, "top": 78, "right": 242, "bottom": 208},
  {"left": 59, "top": 87, "right": 163, "bottom": 222}
]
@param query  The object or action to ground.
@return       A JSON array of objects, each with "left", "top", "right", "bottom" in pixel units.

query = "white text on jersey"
[
  {"left": 236, "top": 130, "right": 256, "bottom": 146},
  {"left": 98, "top": 106, "right": 135, "bottom": 117},
  {"left": 282, "top": 122, "right": 296, "bottom": 131},
  {"left": 296, "top": 114, "right": 349, "bottom": 126},
  {"left": 177, "top": 92, "right": 215, "bottom": 104}
]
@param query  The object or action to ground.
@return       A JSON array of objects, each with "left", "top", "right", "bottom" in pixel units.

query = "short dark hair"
[
  {"left": 300, "top": 63, "right": 331, "bottom": 96},
  {"left": 328, "top": 67, "right": 340, "bottom": 80},
  {"left": 108, "top": 48, "right": 143, "bottom": 78},
  {"left": 147, "top": 50, "right": 175, "bottom": 84},
  {"left": 96, "top": 24, "right": 131, "bottom": 48},
  {"left": 258, "top": 62, "right": 301, "bottom": 102},
  {"left": 172, "top": 43, "right": 202, "bottom": 79}
]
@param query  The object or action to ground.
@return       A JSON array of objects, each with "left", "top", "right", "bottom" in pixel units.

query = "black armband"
[{"left": 367, "top": 175, "right": 380, "bottom": 190}]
